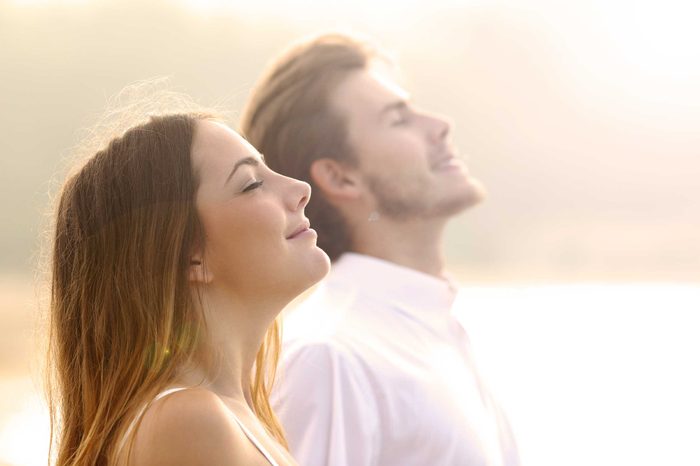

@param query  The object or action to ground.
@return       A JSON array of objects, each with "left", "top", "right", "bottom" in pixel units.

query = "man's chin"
[
  {"left": 459, "top": 176, "right": 487, "bottom": 203},
  {"left": 441, "top": 179, "right": 487, "bottom": 215},
  {"left": 467, "top": 178, "right": 487, "bottom": 204}
]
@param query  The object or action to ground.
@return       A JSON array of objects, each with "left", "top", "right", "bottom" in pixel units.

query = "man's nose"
[{"left": 425, "top": 112, "right": 451, "bottom": 142}]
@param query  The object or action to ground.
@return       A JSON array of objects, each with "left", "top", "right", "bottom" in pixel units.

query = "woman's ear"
[
  {"left": 188, "top": 254, "right": 213, "bottom": 284},
  {"left": 309, "top": 158, "right": 362, "bottom": 201}
]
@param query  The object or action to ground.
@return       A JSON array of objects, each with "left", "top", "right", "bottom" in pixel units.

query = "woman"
[{"left": 48, "top": 111, "right": 330, "bottom": 465}]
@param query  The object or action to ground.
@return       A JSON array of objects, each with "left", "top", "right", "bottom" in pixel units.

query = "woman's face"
[{"left": 191, "top": 120, "right": 330, "bottom": 302}]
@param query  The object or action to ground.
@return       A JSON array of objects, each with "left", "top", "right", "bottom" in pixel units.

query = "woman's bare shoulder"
[{"left": 128, "top": 387, "right": 265, "bottom": 466}]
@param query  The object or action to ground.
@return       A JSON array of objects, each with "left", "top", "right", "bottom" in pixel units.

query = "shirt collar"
[{"left": 327, "top": 253, "right": 459, "bottom": 320}]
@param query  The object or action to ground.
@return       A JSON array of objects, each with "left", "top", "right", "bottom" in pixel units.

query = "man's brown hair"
[{"left": 241, "top": 33, "right": 381, "bottom": 261}]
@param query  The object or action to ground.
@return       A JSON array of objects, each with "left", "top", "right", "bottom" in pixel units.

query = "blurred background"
[{"left": 0, "top": 0, "right": 698, "bottom": 465}]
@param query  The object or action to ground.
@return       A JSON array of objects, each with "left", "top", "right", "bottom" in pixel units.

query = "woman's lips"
[
  {"left": 288, "top": 228, "right": 317, "bottom": 240},
  {"left": 286, "top": 221, "right": 312, "bottom": 239}
]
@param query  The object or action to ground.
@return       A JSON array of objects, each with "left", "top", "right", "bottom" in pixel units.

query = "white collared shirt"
[{"left": 273, "top": 253, "right": 520, "bottom": 466}]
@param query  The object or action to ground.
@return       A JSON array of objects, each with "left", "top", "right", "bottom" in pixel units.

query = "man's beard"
[{"left": 365, "top": 174, "right": 482, "bottom": 222}]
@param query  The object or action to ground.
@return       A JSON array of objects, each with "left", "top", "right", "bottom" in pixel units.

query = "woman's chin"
[
  {"left": 291, "top": 249, "right": 331, "bottom": 296},
  {"left": 305, "top": 249, "right": 332, "bottom": 286}
]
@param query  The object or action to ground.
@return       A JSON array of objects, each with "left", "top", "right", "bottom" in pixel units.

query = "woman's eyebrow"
[{"left": 224, "top": 157, "right": 259, "bottom": 186}]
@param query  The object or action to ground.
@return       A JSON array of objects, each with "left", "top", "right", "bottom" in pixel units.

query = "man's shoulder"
[
  {"left": 279, "top": 300, "right": 373, "bottom": 381},
  {"left": 280, "top": 320, "right": 360, "bottom": 371},
  {"left": 282, "top": 281, "right": 360, "bottom": 342},
  {"left": 274, "top": 331, "right": 383, "bottom": 413}
]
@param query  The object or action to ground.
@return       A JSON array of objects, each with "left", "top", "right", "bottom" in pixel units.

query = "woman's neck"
[{"left": 181, "top": 283, "right": 281, "bottom": 406}]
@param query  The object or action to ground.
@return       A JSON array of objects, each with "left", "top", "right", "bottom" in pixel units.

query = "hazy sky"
[{"left": 1, "top": 0, "right": 698, "bottom": 280}]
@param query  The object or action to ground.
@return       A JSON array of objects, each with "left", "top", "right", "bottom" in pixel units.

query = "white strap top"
[{"left": 118, "top": 387, "right": 282, "bottom": 466}]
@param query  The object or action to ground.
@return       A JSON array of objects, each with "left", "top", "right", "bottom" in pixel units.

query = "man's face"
[{"left": 329, "top": 65, "right": 485, "bottom": 221}]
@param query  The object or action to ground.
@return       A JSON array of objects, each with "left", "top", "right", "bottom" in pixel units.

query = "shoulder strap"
[
  {"left": 118, "top": 387, "right": 283, "bottom": 466},
  {"left": 228, "top": 410, "right": 282, "bottom": 466},
  {"left": 153, "top": 386, "right": 189, "bottom": 402},
  {"left": 116, "top": 387, "right": 189, "bottom": 457}
]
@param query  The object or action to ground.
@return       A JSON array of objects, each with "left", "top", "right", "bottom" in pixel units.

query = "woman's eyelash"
[{"left": 242, "top": 180, "right": 264, "bottom": 193}]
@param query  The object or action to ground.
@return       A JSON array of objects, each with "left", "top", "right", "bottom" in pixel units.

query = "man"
[{"left": 241, "top": 33, "right": 520, "bottom": 466}]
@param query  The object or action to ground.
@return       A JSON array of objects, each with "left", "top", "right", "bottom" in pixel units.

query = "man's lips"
[
  {"left": 430, "top": 152, "right": 464, "bottom": 171},
  {"left": 286, "top": 220, "right": 311, "bottom": 239}
]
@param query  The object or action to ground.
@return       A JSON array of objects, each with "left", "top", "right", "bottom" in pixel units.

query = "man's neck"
[{"left": 351, "top": 216, "right": 447, "bottom": 278}]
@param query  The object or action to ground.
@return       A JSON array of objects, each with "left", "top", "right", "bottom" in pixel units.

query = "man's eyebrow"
[{"left": 224, "top": 156, "right": 259, "bottom": 186}]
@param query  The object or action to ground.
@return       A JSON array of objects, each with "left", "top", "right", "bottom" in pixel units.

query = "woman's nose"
[{"left": 288, "top": 177, "right": 311, "bottom": 212}]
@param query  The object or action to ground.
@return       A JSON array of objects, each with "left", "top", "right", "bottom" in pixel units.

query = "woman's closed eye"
[{"left": 242, "top": 180, "right": 264, "bottom": 193}]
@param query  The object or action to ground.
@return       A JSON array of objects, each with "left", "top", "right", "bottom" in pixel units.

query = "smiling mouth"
[
  {"left": 286, "top": 221, "right": 311, "bottom": 239},
  {"left": 431, "top": 153, "right": 464, "bottom": 171}
]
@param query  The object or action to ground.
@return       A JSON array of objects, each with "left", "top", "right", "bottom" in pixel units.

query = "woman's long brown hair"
[{"left": 48, "top": 113, "right": 287, "bottom": 466}]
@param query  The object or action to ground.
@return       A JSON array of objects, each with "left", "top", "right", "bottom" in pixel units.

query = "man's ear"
[
  {"left": 188, "top": 251, "right": 213, "bottom": 284},
  {"left": 309, "top": 158, "right": 362, "bottom": 200}
]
